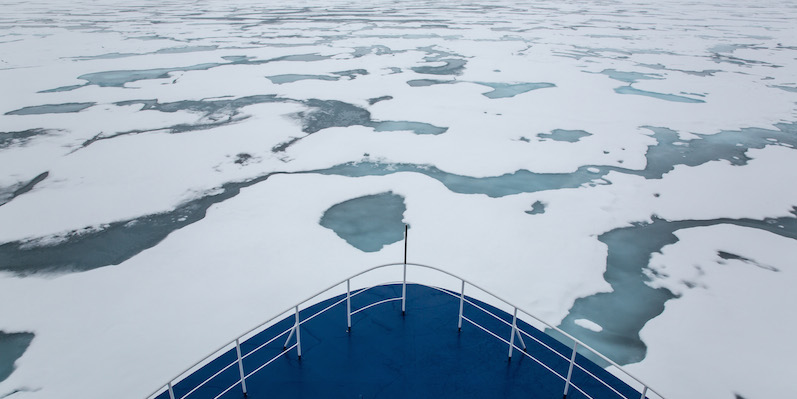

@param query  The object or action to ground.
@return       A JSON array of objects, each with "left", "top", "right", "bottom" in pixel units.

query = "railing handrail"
[{"left": 146, "top": 262, "right": 664, "bottom": 399}]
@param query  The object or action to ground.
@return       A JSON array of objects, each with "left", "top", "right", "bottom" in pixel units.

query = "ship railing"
[{"left": 145, "top": 262, "right": 665, "bottom": 399}]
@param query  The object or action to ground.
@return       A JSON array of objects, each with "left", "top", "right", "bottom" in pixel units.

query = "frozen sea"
[{"left": 1, "top": 0, "right": 797, "bottom": 398}]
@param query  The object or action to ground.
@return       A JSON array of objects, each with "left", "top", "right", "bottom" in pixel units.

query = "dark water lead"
[
  {"left": 0, "top": 172, "right": 49, "bottom": 207},
  {"left": 332, "top": 69, "right": 369, "bottom": 79},
  {"left": 38, "top": 84, "right": 87, "bottom": 93},
  {"left": 78, "top": 95, "right": 289, "bottom": 147},
  {"left": 717, "top": 250, "right": 779, "bottom": 271},
  {"left": 537, "top": 129, "right": 592, "bottom": 143},
  {"left": 115, "top": 95, "right": 286, "bottom": 118},
  {"left": 525, "top": 201, "right": 546, "bottom": 215},
  {"left": 61, "top": 95, "right": 445, "bottom": 152},
  {"left": 0, "top": 173, "right": 280, "bottom": 276},
  {"left": 296, "top": 99, "right": 373, "bottom": 134},
  {"left": 0, "top": 129, "right": 49, "bottom": 149},
  {"left": 274, "top": 99, "right": 449, "bottom": 151},
  {"left": 711, "top": 52, "right": 777, "bottom": 68},
  {"left": 772, "top": 85, "right": 797, "bottom": 93},
  {"left": 4, "top": 103, "right": 95, "bottom": 116},
  {"left": 550, "top": 210, "right": 797, "bottom": 367},
  {"left": 0, "top": 159, "right": 608, "bottom": 276},
  {"left": 319, "top": 192, "right": 406, "bottom": 252},
  {"left": 351, "top": 45, "right": 396, "bottom": 58},
  {"left": 5, "top": 120, "right": 795, "bottom": 276},
  {"left": 0, "top": 331, "right": 34, "bottom": 383},
  {"left": 118, "top": 97, "right": 373, "bottom": 137}
]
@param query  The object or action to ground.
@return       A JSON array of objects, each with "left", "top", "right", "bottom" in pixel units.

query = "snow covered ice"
[{"left": 1, "top": 0, "right": 796, "bottom": 398}]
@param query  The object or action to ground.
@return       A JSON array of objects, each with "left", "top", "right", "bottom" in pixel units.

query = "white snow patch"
[
  {"left": 574, "top": 318, "right": 603, "bottom": 332},
  {"left": 627, "top": 225, "right": 797, "bottom": 399}
]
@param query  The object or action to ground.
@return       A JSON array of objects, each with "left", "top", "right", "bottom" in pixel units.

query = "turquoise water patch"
[
  {"left": 5, "top": 102, "right": 95, "bottom": 115},
  {"left": 265, "top": 69, "right": 367, "bottom": 84},
  {"left": 0, "top": 331, "right": 34, "bottom": 383},
  {"left": 708, "top": 43, "right": 762, "bottom": 54},
  {"left": 272, "top": 54, "right": 331, "bottom": 62},
  {"left": 639, "top": 123, "right": 797, "bottom": 178},
  {"left": 637, "top": 63, "right": 720, "bottom": 77},
  {"left": 615, "top": 86, "right": 705, "bottom": 103},
  {"left": 42, "top": 53, "right": 333, "bottom": 91},
  {"left": 267, "top": 74, "right": 339, "bottom": 84},
  {"left": 78, "top": 63, "right": 222, "bottom": 87},
  {"left": 476, "top": 82, "right": 555, "bottom": 98},
  {"left": 319, "top": 192, "right": 406, "bottom": 252},
  {"left": 599, "top": 69, "right": 663, "bottom": 84},
  {"left": 411, "top": 58, "right": 466, "bottom": 75},
  {"left": 69, "top": 46, "right": 219, "bottom": 61},
  {"left": 537, "top": 129, "right": 592, "bottom": 142},
  {"left": 157, "top": 45, "right": 219, "bottom": 55},
  {"left": 407, "top": 79, "right": 455, "bottom": 87},
  {"left": 333, "top": 69, "right": 368, "bottom": 79},
  {"left": 373, "top": 121, "right": 448, "bottom": 135},
  {"left": 313, "top": 161, "right": 612, "bottom": 198}
]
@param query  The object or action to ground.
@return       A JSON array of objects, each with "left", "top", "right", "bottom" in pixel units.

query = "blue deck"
[{"left": 157, "top": 284, "right": 643, "bottom": 399}]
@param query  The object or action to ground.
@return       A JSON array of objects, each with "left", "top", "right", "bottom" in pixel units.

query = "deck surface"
[{"left": 157, "top": 284, "right": 642, "bottom": 399}]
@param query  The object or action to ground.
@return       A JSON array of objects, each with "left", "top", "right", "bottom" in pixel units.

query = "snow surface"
[
  {"left": 629, "top": 225, "right": 797, "bottom": 399},
  {"left": 1, "top": 0, "right": 796, "bottom": 398}
]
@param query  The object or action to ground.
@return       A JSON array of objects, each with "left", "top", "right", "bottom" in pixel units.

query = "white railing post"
[
  {"left": 563, "top": 341, "right": 578, "bottom": 398},
  {"left": 515, "top": 325, "right": 527, "bottom": 351},
  {"left": 295, "top": 306, "right": 302, "bottom": 360},
  {"left": 346, "top": 279, "right": 352, "bottom": 332},
  {"left": 401, "top": 263, "right": 407, "bottom": 315},
  {"left": 282, "top": 324, "right": 295, "bottom": 350},
  {"left": 235, "top": 338, "right": 248, "bottom": 397},
  {"left": 457, "top": 280, "right": 465, "bottom": 332},
  {"left": 508, "top": 307, "right": 518, "bottom": 360},
  {"left": 167, "top": 382, "right": 175, "bottom": 399},
  {"left": 402, "top": 225, "right": 407, "bottom": 315},
  {"left": 640, "top": 386, "right": 649, "bottom": 399}
]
